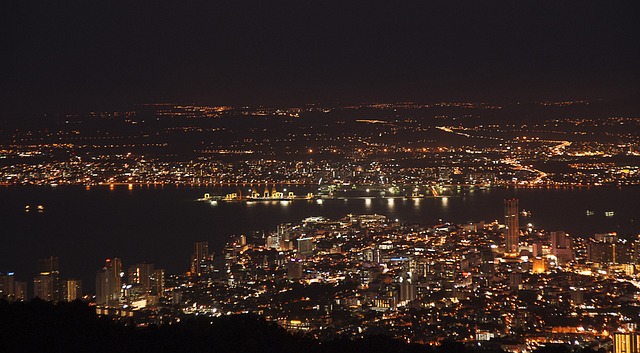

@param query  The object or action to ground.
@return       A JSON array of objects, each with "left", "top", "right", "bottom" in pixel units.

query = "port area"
[
  {"left": 197, "top": 190, "right": 317, "bottom": 202},
  {"left": 196, "top": 184, "right": 455, "bottom": 203}
]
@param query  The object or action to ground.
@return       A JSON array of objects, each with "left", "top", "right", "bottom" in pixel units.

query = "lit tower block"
[{"left": 504, "top": 199, "right": 519, "bottom": 255}]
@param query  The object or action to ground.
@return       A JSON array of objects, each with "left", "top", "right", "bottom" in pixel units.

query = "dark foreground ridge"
[{"left": 0, "top": 300, "right": 602, "bottom": 353}]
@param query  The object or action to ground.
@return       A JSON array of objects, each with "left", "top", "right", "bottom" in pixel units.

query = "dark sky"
[{"left": 1, "top": 1, "right": 639, "bottom": 113}]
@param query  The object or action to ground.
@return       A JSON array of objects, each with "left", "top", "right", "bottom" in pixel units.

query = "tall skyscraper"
[
  {"left": 95, "top": 258, "right": 122, "bottom": 306},
  {"left": 504, "top": 199, "right": 519, "bottom": 255},
  {"left": 191, "top": 241, "right": 211, "bottom": 276},
  {"left": 151, "top": 268, "right": 165, "bottom": 296},
  {"left": 33, "top": 256, "right": 61, "bottom": 301},
  {"left": 95, "top": 270, "right": 109, "bottom": 305},
  {"left": 479, "top": 249, "right": 495, "bottom": 287},
  {"left": 63, "top": 279, "right": 82, "bottom": 301},
  {"left": 128, "top": 263, "right": 165, "bottom": 296}
]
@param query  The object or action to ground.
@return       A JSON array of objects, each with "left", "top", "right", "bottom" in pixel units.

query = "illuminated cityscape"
[
  {"left": 2, "top": 103, "right": 640, "bottom": 189},
  {"left": 1, "top": 1, "right": 639, "bottom": 353}
]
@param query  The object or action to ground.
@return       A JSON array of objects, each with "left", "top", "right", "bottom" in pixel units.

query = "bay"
[{"left": 1, "top": 185, "right": 639, "bottom": 290}]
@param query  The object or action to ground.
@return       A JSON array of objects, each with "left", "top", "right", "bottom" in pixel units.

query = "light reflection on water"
[{"left": 1, "top": 185, "right": 639, "bottom": 289}]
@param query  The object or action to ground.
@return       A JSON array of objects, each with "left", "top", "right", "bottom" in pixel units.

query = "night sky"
[{"left": 1, "top": 1, "right": 639, "bottom": 113}]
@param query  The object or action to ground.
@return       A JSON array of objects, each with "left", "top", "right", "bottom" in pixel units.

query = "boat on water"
[{"left": 24, "top": 205, "right": 45, "bottom": 212}]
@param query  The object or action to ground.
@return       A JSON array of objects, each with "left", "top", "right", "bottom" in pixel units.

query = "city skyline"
[
  {"left": 4, "top": 204, "right": 640, "bottom": 352},
  {"left": 2, "top": 1, "right": 640, "bottom": 352}
]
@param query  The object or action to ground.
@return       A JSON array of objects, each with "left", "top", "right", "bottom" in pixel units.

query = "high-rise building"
[
  {"left": 266, "top": 233, "right": 280, "bottom": 249},
  {"left": 0, "top": 272, "right": 15, "bottom": 301},
  {"left": 478, "top": 249, "right": 495, "bottom": 287},
  {"left": 63, "top": 279, "right": 82, "bottom": 301},
  {"left": 588, "top": 237, "right": 632, "bottom": 265},
  {"left": 95, "top": 258, "right": 122, "bottom": 306},
  {"left": 151, "top": 268, "right": 165, "bottom": 296},
  {"left": 588, "top": 239, "right": 614, "bottom": 264},
  {"left": 95, "top": 270, "right": 109, "bottom": 305},
  {"left": 128, "top": 263, "right": 165, "bottom": 296},
  {"left": 550, "top": 231, "right": 573, "bottom": 265},
  {"left": 614, "top": 240, "right": 633, "bottom": 265},
  {"left": 297, "top": 237, "right": 314, "bottom": 257},
  {"left": 504, "top": 199, "right": 519, "bottom": 255},
  {"left": 33, "top": 276, "right": 54, "bottom": 301},
  {"left": 191, "top": 241, "right": 211, "bottom": 276},
  {"left": 595, "top": 232, "right": 618, "bottom": 243},
  {"left": 531, "top": 242, "right": 543, "bottom": 257},
  {"left": 33, "top": 256, "right": 61, "bottom": 301},
  {"left": 633, "top": 236, "right": 640, "bottom": 264},
  {"left": 128, "top": 263, "right": 154, "bottom": 292},
  {"left": 509, "top": 271, "right": 522, "bottom": 291},
  {"left": 224, "top": 244, "right": 237, "bottom": 268},
  {"left": 614, "top": 332, "right": 640, "bottom": 353},
  {"left": 14, "top": 281, "right": 27, "bottom": 301},
  {"left": 399, "top": 275, "right": 416, "bottom": 302}
]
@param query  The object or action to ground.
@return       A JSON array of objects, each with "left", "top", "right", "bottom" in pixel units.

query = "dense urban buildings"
[
  {"left": 4, "top": 192, "right": 640, "bottom": 352},
  {"left": 2, "top": 1, "right": 638, "bottom": 351},
  {"left": 1, "top": 101, "right": 639, "bottom": 353},
  {"left": 1, "top": 103, "right": 640, "bottom": 189}
]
